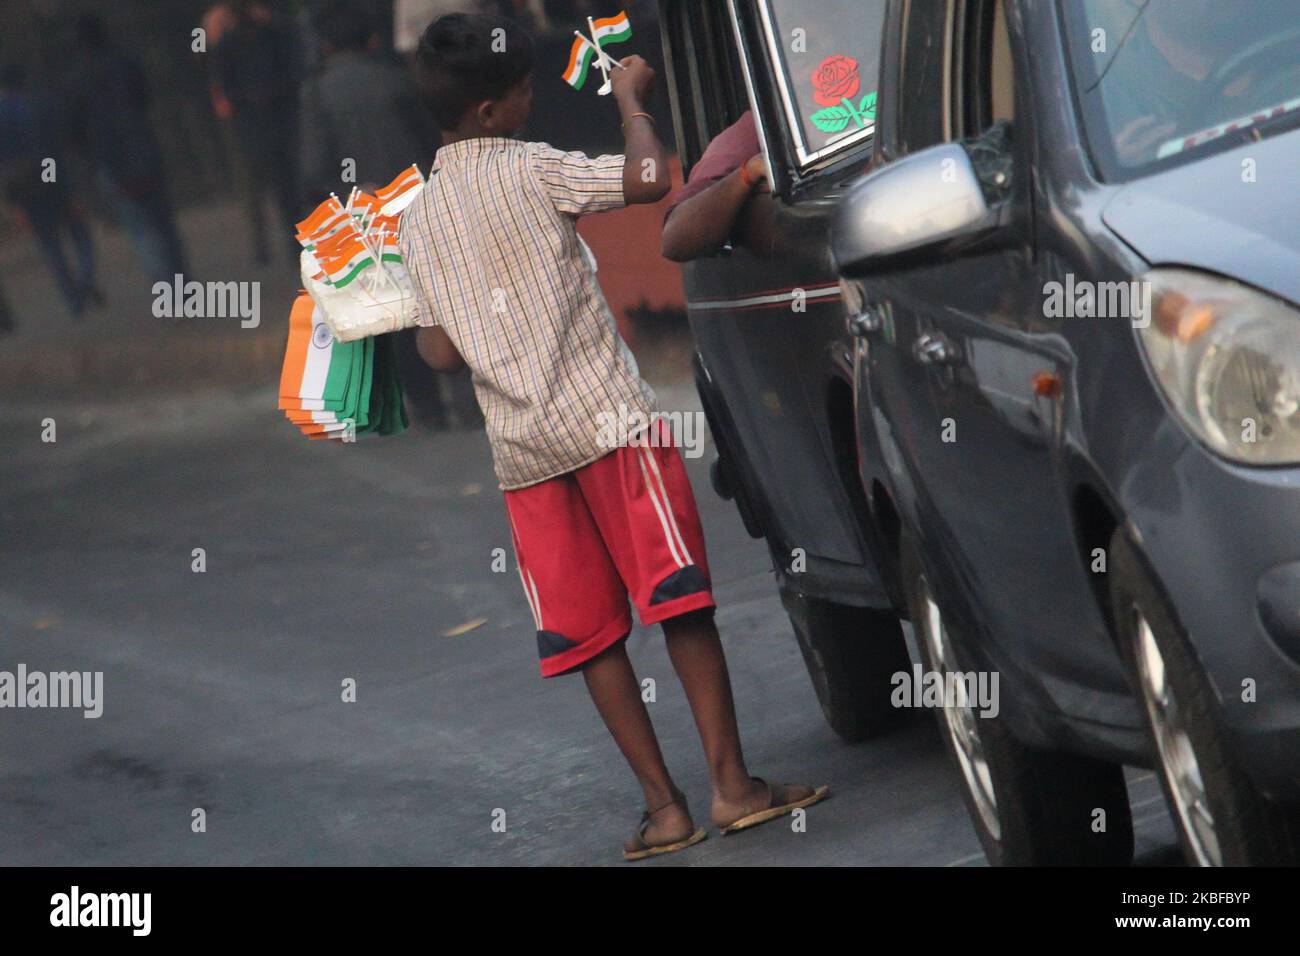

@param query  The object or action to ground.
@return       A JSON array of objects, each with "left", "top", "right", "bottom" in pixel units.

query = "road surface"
[{"left": 0, "top": 385, "right": 1181, "bottom": 866}]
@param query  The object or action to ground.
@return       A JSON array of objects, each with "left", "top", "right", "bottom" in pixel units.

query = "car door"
[
  {"left": 863, "top": 0, "right": 1133, "bottom": 714},
  {"left": 662, "top": 0, "right": 892, "bottom": 605}
]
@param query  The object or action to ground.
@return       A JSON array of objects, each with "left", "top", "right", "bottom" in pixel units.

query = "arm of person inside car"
[
  {"left": 661, "top": 153, "right": 767, "bottom": 262},
  {"left": 611, "top": 56, "right": 672, "bottom": 206},
  {"left": 415, "top": 325, "right": 465, "bottom": 374}
]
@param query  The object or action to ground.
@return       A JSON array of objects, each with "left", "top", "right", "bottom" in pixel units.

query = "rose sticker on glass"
[
  {"left": 809, "top": 55, "right": 876, "bottom": 134},
  {"left": 812, "top": 55, "right": 860, "bottom": 106}
]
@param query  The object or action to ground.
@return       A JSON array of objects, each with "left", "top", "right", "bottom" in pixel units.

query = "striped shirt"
[{"left": 399, "top": 137, "right": 658, "bottom": 490}]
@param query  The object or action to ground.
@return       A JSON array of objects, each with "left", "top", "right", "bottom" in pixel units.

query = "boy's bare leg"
[
  {"left": 581, "top": 641, "right": 695, "bottom": 845},
  {"left": 662, "top": 609, "right": 816, "bottom": 826}
]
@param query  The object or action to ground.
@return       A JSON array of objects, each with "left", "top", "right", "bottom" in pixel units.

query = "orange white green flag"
[
  {"left": 375, "top": 165, "right": 425, "bottom": 215},
  {"left": 295, "top": 196, "right": 348, "bottom": 248},
  {"left": 591, "top": 11, "right": 632, "bottom": 46},
  {"left": 563, "top": 11, "right": 632, "bottom": 90}
]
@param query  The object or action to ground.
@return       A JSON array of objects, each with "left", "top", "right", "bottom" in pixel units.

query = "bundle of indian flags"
[
  {"left": 278, "top": 165, "right": 427, "bottom": 442},
  {"left": 278, "top": 293, "right": 407, "bottom": 440},
  {"left": 294, "top": 165, "right": 423, "bottom": 293}
]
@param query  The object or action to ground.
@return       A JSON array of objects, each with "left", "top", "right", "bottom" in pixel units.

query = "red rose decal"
[{"left": 812, "top": 55, "right": 860, "bottom": 107}]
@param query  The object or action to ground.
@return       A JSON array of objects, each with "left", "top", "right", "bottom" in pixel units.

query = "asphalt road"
[{"left": 0, "top": 385, "right": 1181, "bottom": 866}]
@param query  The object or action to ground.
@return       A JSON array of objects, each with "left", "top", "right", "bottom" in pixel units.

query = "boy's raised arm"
[{"left": 611, "top": 56, "right": 672, "bottom": 206}]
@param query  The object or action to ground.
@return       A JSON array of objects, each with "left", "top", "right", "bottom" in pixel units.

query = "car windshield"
[{"left": 1061, "top": 0, "right": 1300, "bottom": 180}]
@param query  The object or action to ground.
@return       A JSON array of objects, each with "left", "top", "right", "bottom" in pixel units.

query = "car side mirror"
[{"left": 831, "top": 142, "right": 1008, "bottom": 278}]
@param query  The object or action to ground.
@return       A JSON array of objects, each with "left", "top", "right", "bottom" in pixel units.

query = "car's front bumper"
[{"left": 1124, "top": 437, "right": 1300, "bottom": 802}]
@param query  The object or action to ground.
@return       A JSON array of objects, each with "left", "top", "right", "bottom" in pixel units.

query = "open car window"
[
  {"left": 754, "top": 0, "right": 886, "bottom": 167},
  {"left": 663, "top": 0, "right": 749, "bottom": 173}
]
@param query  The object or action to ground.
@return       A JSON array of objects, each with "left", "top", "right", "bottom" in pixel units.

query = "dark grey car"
[
  {"left": 659, "top": 0, "right": 914, "bottom": 743},
  {"left": 833, "top": 0, "right": 1300, "bottom": 865}
]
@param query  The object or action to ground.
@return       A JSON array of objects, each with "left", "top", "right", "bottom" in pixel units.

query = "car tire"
[
  {"left": 782, "top": 589, "right": 913, "bottom": 743},
  {"left": 1108, "top": 528, "right": 1300, "bottom": 866},
  {"left": 901, "top": 532, "right": 1134, "bottom": 866}
]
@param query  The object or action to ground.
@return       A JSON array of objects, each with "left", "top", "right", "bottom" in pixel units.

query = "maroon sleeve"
[{"left": 664, "top": 111, "right": 759, "bottom": 218}]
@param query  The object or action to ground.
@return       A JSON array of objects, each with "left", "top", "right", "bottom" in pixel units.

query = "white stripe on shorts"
[{"left": 641, "top": 444, "right": 693, "bottom": 566}]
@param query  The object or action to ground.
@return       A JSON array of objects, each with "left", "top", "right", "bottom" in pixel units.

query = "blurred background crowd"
[{"left": 0, "top": 0, "right": 684, "bottom": 425}]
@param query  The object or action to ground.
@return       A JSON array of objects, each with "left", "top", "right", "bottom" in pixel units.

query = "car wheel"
[
  {"left": 1108, "top": 529, "right": 1300, "bottom": 866},
  {"left": 901, "top": 532, "right": 1134, "bottom": 865},
  {"left": 782, "top": 589, "right": 913, "bottom": 743}
]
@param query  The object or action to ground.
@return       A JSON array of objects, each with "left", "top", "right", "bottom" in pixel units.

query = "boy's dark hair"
[
  {"left": 415, "top": 13, "right": 534, "bottom": 131},
  {"left": 315, "top": 0, "right": 375, "bottom": 53}
]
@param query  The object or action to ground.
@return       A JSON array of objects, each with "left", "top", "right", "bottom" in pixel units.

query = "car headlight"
[{"left": 1137, "top": 269, "right": 1300, "bottom": 465}]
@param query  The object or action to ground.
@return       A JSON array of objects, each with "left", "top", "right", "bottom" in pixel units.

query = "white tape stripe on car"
[{"left": 686, "top": 285, "right": 842, "bottom": 312}]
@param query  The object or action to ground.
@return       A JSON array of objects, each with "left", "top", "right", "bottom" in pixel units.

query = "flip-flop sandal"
[
  {"left": 622, "top": 793, "right": 708, "bottom": 862},
  {"left": 718, "top": 777, "right": 830, "bottom": 835}
]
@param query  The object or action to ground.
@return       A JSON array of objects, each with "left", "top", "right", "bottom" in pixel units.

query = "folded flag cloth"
[{"left": 278, "top": 293, "right": 407, "bottom": 441}]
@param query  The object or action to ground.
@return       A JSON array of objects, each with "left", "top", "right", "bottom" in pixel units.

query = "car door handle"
[{"left": 913, "top": 333, "right": 961, "bottom": 365}]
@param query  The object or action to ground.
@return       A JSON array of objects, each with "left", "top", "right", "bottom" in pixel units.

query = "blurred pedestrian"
[
  {"left": 298, "top": 0, "right": 435, "bottom": 201},
  {"left": 64, "top": 14, "right": 188, "bottom": 285},
  {"left": 0, "top": 63, "right": 103, "bottom": 320},
  {"left": 212, "top": 0, "right": 302, "bottom": 263},
  {"left": 300, "top": 0, "right": 470, "bottom": 429},
  {"left": 201, "top": 1, "right": 264, "bottom": 246}
]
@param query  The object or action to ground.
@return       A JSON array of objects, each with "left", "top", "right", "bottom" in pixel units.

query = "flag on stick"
[
  {"left": 563, "top": 11, "right": 632, "bottom": 92},
  {"left": 591, "top": 11, "right": 632, "bottom": 45},
  {"left": 375, "top": 165, "right": 425, "bottom": 215}
]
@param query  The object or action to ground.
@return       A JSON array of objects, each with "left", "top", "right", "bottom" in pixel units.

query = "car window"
[
  {"left": 753, "top": 0, "right": 886, "bottom": 166},
  {"left": 663, "top": 0, "right": 748, "bottom": 172},
  {"left": 989, "top": 1, "right": 1014, "bottom": 123},
  {"left": 891, "top": 0, "right": 952, "bottom": 156},
  {"left": 958, "top": 0, "right": 1015, "bottom": 137}
]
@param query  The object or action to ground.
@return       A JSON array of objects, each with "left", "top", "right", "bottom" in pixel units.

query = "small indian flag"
[
  {"left": 313, "top": 221, "right": 364, "bottom": 263},
  {"left": 591, "top": 11, "right": 632, "bottom": 46},
  {"left": 563, "top": 11, "right": 632, "bottom": 89},
  {"left": 321, "top": 234, "right": 376, "bottom": 289},
  {"left": 295, "top": 196, "right": 348, "bottom": 247},
  {"left": 350, "top": 191, "right": 384, "bottom": 217},
  {"left": 563, "top": 35, "right": 598, "bottom": 90},
  {"left": 375, "top": 164, "right": 425, "bottom": 215},
  {"left": 376, "top": 165, "right": 422, "bottom": 202}
]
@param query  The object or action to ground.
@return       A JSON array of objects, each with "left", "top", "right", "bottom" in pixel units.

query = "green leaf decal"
[
  {"left": 811, "top": 106, "right": 852, "bottom": 133},
  {"left": 860, "top": 90, "right": 877, "bottom": 121}
]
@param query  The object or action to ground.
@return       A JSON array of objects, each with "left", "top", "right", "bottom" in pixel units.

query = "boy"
[{"left": 399, "top": 13, "right": 827, "bottom": 860}]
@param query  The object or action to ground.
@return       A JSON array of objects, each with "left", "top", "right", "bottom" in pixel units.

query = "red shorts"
[{"left": 504, "top": 422, "right": 715, "bottom": 677}]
